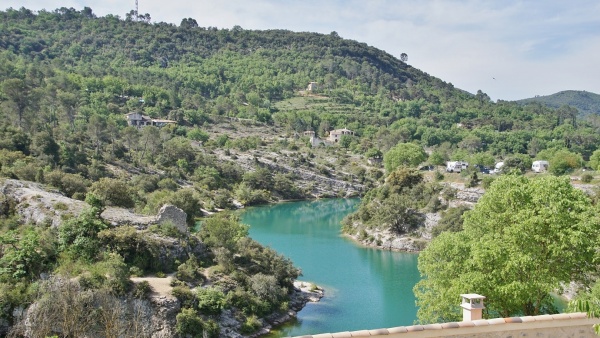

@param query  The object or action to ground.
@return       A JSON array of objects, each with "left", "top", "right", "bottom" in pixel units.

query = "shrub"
[
  {"left": 176, "top": 256, "right": 203, "bottom": 284},
  {"left": 441, "top": 187, "right": 457, "bottom": 201},
  {"left": 175, "top": 308, "right": 204, "bottom": 337},
  {"left": 431, "top": 206, "right": 470, "bottom": 238},
  {"left": 88, "top": 178, "right": 135, "bottom": 208},
  {"left": 581, "top": 173, "right": 593, "bottom": 183},
  {"left": 466, "top": 172, "right": 480, "bottom": 188},
  {"left": 187, "top": 128, "right": 210, "bottom": 143},
  {"left": 129, "top": 266, "right": 144, "bottom": 277},
  {"left": 53, "top": 202, "right": 68, "bottom": 210},
  {"left": 148, "top": 222, "right": 184, "bottom": 239},
  {"left": 45, "top": 171, "right": 90, "bottom": 198},
  {"left": 133, "top": 281, "right": 153, "bottom": 299},
  {"left": 157, "top": 178, "right": 179, "bottom": 191},
  {"left": 196, "top": 287, "right": 226, "bottom": 315},
  {"left": 172, "top": 286, "right": 195, "bottom": 308},
  {"left": 386, "top": 167, "right": 423, "bottom": 190},
  {"left": 250, "top": 273, "right": 285, "bottom": 305},
  {"left": 547, "top": 149, "right": 583, "bottom": 176},
  {"left": 225, "top": 288, "right": 269, "bottom": 316},
  {"left": 481, "top": 176, "right": 496, "bottom": 189},
  {"left": 240, "top": 315, "right": 262, "bottom": 334},
  {"left": 58, "top": 208, "right": 107, "bottom": 261}
]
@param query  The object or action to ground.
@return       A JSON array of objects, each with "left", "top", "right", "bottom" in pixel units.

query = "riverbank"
[{"left": 251, "top": 282, "right": 324, "bottom": 337}]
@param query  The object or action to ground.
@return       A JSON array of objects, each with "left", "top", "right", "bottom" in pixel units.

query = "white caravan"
[
  {"left": 446, "top": 161, "right": 468, "bottom": 173},
  {"left": 493, "top": 162, "right": 504, "bottom": 174},
  {"left": 532, "top": 160, "right": 549, "bottom": 173}
]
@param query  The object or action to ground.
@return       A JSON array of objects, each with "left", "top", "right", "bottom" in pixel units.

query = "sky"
[{"left": 4, "top": 0, "right": 600, "bottom": 101}]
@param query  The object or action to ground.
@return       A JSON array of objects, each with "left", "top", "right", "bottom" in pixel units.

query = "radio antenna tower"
[{"left": 135, "top": 0, "right": 139, "bottom": 20}]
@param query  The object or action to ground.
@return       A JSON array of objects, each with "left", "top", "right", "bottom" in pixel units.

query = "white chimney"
[{"left": 460, "top": 294, "right": 485, "bottom": 321}]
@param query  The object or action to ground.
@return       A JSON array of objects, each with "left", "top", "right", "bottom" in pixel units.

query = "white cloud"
[{"left": 3, "top": 0, "right": 600, "bottom": 101}]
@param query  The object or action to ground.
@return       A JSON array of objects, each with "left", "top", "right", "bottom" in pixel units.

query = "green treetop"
[{"left": 415, "top": 175, "right": 600, "bottom": 323}]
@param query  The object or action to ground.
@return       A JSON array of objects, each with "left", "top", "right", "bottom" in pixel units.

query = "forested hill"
[
  {"left": 516, "top": 90, "right": 600, "bottom": 116},
  {"left": 0, "top": 6, "right": 483, "bottom": 125},
  {"left": 2, "top": 6, "right": 600, "bottom": 178},
  {"left": 0, "top": 6, "right": 433, "bottom": 104}
]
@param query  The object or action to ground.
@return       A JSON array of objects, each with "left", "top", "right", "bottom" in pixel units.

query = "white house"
[{"left": 327, "top": 128, "right": 354, "bottom": 143}]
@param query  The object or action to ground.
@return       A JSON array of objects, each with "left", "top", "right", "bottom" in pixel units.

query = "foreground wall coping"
[{"left": 291, "top": 312, "right": 600, "bottom": 338}]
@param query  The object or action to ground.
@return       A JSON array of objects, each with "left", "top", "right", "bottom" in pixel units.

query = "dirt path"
[{"left": 131, "top": 275, "right": 175, "bottom": 299}]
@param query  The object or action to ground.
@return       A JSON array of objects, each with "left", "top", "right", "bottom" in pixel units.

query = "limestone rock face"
[
  {"left": 156, "top": 204, "right": 188, "bottom": 234},
  {"left": 0, "top": 179, "right": 186, "bottom": 231},
  {"left": 149, "top": 297, "right": 180, "bottom": 338}
]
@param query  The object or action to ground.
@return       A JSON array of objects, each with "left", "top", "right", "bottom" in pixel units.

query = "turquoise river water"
[{"left": 241, "top": 198, "right": 420, "bottom": 337}]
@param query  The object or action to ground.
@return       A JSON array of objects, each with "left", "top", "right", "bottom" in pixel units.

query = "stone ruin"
[{"left": 155, "top": 204, "right": 188, "bottom": 234}]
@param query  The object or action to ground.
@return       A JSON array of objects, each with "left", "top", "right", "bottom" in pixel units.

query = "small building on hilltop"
[
  {"left": 328, "top": 128, "right": 354, "bottom": 143},
  {"left": 125, "top": 112, "right": 177, "bottom": 128}
]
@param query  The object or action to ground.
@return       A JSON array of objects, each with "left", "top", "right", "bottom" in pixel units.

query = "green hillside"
[
  {"left": 2, "top": 6, "right": 600, "bottom": 336},
  {"left": 516, "top": 90, "right": 600, "bottom": 116}
]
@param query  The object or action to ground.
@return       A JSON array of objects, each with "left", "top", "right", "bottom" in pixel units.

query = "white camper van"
[
  {"left": 446, "top": 161, "right": 468, "bottom": 173},
  {"left": 493, "top": 162, "right": 504, "bottom": 174},
  {"left": 532, "top": 160, "right": 549, "bottom": 173}
]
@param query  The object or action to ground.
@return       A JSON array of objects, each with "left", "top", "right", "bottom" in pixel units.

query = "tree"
[
  {"left": 139, "top": 126, "right": 161, "bottom": 162},
  {"left": 383, "top": 143, "right": 427, "bottom": 173},
  {"left": 0, "top": 228, "right": 56, "bottom": 282},
  {"left": 415, "top": 175, "right": 599, "bottom": 323},
  {"left": 87, "top": 114, "right": 108, "bottom": 157},
  {"left": 168, "top": 188, "right": 202, "bottom": 226},
  {"left": 458, "top": 135, "right": 483, "bottom": 154},
  {"left": 502, "top": 154, "right": 532, "bottom": 174},
  {"left": 58, "top": 207, "right": 108, "bottom": 261},
  {"left": 589, "top": 149, "right": 600, "bottom": 171},
  {"left": 88, "top": 178, "right": 136, "bottom": 208},
  {"left": 400, "top": 53, "right": 408, "bottom": 62},
  {"left": 2, "top": 78, "right": 34, "bottom": 129},
  {"left": 198, "top": 213, "right": 249, "bottom": 253},
  {"left": 428, "top": 151, "right": 446, "bottom": 166},
  {"left": 180, "top": 18, "right": 198, "bottom": 29},
  {"left": 187, "top": 128, "right": 209, "bottom": 143},
  {"left": 540, "top": 149, "right": 583, "bottom": 176}
]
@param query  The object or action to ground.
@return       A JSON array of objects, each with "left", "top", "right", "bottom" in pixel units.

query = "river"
[{"left": 241, "top": 198, "right": 420, "bottom": 337}]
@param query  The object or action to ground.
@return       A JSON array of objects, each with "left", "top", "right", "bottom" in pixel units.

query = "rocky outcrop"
[
  {"left": 215, "top": 151, "right": 365, "bottom": 199},
  {"left": 346, "top": 183, "right": 484, "bottom": 252},
  {"left": 149, "top": 296, "right": 180, "bottom": 337},
  {"left": 446, "top": 183, "right": 485, "bottom": 206},
  {"left": 0, "top": 179, "right": 184, "bottom": 230},
  {"left": 231, "top": 281, "right": 324, "bottom": 338},
  {"left": 156, "top": 204, "right": 188, "bottom": 234}
]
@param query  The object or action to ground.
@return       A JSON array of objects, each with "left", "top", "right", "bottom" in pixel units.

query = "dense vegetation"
[
  {"left": 1, "top": 5, "right": 600, "bottom": 334},
  {"left": 342, "top": 167, "right": 442, "bottom": 246},
  {"left": 0, "top": 196, "right": 299, "bottom": 337},
  {"left": 414, "top": 175, "right": 600, "bottom": 323},
  {"left": 517, "top": 90, "right": 600, "bottom": 117}
]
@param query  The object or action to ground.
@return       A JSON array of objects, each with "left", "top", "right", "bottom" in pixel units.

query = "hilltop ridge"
[{"left": 516, "top": 90, "right": 600, "bottom": 116}]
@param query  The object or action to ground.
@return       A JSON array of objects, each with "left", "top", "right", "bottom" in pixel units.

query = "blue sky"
[{"left": 4, "top": 0, "right": 600, "bottom": 101}]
